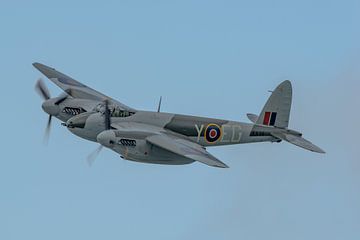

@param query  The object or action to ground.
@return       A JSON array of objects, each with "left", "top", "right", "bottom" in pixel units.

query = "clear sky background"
[{"left": 1, "top": 1, "right": 359, "bottom": 239}]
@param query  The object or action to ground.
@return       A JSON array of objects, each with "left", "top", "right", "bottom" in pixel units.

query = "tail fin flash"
[{"left": 256, "top": 80, "right": 292, "bottom": 128}]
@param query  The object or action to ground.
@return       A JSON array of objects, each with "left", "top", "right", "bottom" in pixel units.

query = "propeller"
[
  {"left": 35, "top": 78, "right": 53, "bottom": 144},
  {"left": 35, "top": 78, "right": 50, "bottom": 101},
  {"left": 54, "top": 89, "right": 72, "bottom": 105},
  {"left": 43, "top": 115, "right": 52, "bottom": 145},
  {"left": 87, "top": 145, "right": 103, "bottom": 166},
  {"left": 54, "top": 92, "right": 69, "bottom": 105},
  {"left": 104, "top": 99, "right": 111, "bottom": 130},
  {"left": 86, "top": 99, "right": 112, "bottom": 166},
  {"left": 35, "top": 78, "right": 71, "bottom": 144}
]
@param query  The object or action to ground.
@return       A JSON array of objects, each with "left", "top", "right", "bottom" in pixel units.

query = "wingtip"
[
  {"left": 219, "top": 164, "right": 230, "bottom": 168},
  {"left": 310, "top": 144, "right": 326, "bottom": 154},
  {"left": 315, "top": 148, "right": 326, "bottom": 154},
  {"left": 213, "top": 162, "right": 229, "bottom": 168},
  {"left": 209, "top": 159, "right": 229, "bottom": 168},
  {"left": 32, "top": 62, "right": 46, "bottom": 70},
  {"left": 32, "top": 62, "right": 55, "bottom": 70}
]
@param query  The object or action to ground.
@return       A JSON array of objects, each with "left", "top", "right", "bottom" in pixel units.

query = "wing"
[
  {"left": 33, "top": 62, "right": 134, "bottom": 111},
  {"left": 111, "top": 122, "right": 229, "bottom": 168},
  {"left": 146, "top": 134, "right": 229, "bottom": 168}
]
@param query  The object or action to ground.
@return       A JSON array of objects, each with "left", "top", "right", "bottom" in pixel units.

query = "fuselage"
[
  {"left": 67, "top": 110, "right": 275, "bottom": 147},
  {"left": 43, "top": 97, "right": 277, "bottom": 165}
]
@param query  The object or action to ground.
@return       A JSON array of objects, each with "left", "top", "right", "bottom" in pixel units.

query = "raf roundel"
[{"left": 205, "top": 124, "right": 222, "bottom": 143}]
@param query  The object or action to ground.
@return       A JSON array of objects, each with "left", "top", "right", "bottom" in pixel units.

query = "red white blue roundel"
[{"left": 205, "top": 124, "right": 222, "bottom": 143}]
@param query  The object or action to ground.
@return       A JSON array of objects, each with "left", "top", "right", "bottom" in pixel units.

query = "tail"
[
  {"left": 247, "top": 80, "right": 325, "bottom": 154},
  {"left": 256, "top": 80, "right": 292, "bottom": 128}
]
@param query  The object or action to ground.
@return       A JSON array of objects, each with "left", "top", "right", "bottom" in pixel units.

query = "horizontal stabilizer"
[
  {"left": 271, "top": 132, "right": 325, "bottom": 154},
  {"left": 247, "top": 113, "right": 259, "bottom": 123}
]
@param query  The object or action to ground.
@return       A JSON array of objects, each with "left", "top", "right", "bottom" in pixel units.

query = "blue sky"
[{"left": 1, "top": 1, "right": 359, "bottom": 239}]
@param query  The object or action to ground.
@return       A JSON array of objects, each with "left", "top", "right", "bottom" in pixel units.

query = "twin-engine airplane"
[{"left": 34, "top": 62, "right": 325, "bottom": 168}]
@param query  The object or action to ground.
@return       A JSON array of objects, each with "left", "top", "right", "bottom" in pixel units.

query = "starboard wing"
[{"left": 111, "top": 122, "right": 228, "bottom": 168}]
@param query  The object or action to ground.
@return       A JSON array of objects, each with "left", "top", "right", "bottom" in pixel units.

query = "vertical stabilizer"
[{"left": 256, "top": 80, "right": 292, "bottom": 128}]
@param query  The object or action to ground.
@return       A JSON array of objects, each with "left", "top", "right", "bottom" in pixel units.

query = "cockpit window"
[
  {"left": 111, "top": 107, "right": 135, "bottom": 118},
  {"left": 93, "top": 104, "right": 135, "bottom": 118},
  {"left": 94, "top": 103, "right": 105, "bottom": 113}
]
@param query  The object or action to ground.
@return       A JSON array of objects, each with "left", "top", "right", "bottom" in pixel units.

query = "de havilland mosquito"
[{"left": 34, "top": 62, "right": 325, "bottom": 168}]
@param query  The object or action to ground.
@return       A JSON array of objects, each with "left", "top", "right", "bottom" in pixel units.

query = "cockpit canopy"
[
  {"left": 93, "top": 103, "right": 135, "bottom": 118},
  {"left": 111, "top": 107, "right": 135, "bottom": 117}
]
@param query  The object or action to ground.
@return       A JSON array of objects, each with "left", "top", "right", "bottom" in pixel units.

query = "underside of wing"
[
  {"left": 146, "top": 134, "right": 229, "bottom": 168},
  {"left": 33, "top": 62, "right": 134, "bottom": 111}
]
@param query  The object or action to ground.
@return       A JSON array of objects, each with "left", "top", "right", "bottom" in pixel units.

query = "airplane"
[{"left": 33, "top": 62, "right": 325, "bottom": 168}]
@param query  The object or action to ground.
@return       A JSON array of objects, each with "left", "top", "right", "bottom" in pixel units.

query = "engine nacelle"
[
  {"left": 42, "top": 99, "right": 60, "bottom": 116},
  {"left": 96, "top": 129, "right": 195, "bottom": 165},
  {"left": 97, "top": 130, "right": 151, "bottom": 161}
]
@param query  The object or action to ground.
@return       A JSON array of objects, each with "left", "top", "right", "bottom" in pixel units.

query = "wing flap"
[{"left": 146, "top": 134, "right": 229, "bottom": 168}]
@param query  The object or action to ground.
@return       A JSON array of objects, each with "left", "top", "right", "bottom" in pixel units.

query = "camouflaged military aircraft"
[{"left": 34, "top": 62, "right": 325, "bottom": 168}]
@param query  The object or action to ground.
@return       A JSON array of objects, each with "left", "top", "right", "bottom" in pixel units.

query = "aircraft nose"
[
  {"left": 97, "top": 130, "right": 116, "bottom": 148},
  {"left": 42, "top": 99, "right": 60, "bottom": 116}
]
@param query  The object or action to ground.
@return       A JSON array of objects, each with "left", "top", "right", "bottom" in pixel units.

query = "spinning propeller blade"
[
  {"left": 104, "top": 99, "right": 111, "bottom": 130},
  {"left": 86, "top": 99, "right": 112, "bottom": 166},
  {"left": 54, "top": 92, "right": 68, "bottom": 105},
  {"left": 87, "top": 145, "right": 103, "bottom": 166},
  {"left": 35, "top": 78, "right": 53, "bottom": 144},
  {"left": 54, "top": 89, "right": 73, "bottom": 105},
  {"left": 43, "top": 115, "right": 52, "bottom": 145},
  {"left": 35, "top": 78, "right": 50, "bottom": 100}
]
